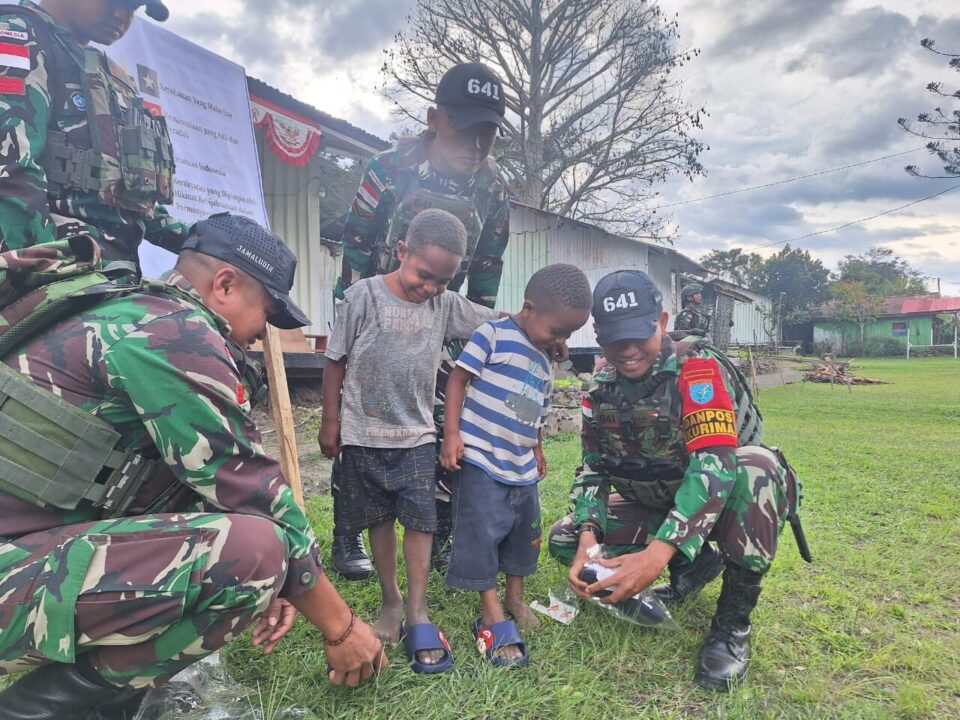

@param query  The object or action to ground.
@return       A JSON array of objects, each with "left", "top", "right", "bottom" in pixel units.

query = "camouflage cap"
[
  {"left": 681, "top": 283, "right": 703, "bottom": 300},
  {"left": 592, "top": 270, "right": 663, "bottom": 345},
  {"left": 182, "top": 214, "right": 310, "bottom": 330}
]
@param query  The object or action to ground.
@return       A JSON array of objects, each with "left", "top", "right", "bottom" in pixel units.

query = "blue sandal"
[
  {"left": 404, "top": 623, "right": 454, "bottom": 674},
  {"left": 472, "top": 617, "right": 530, "bottom": 667}
]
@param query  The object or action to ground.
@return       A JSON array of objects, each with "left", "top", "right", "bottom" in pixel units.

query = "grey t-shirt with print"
[{"left": 326, "top": 276, "right": 498, "bottom": 449}]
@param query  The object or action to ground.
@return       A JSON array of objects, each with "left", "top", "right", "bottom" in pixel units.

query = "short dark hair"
[
  {"left": 524, "top": 264, "right": 593, "bottom": 311},
  {"left": 405, "top": 208, "right": 468, "bottom": 258}
]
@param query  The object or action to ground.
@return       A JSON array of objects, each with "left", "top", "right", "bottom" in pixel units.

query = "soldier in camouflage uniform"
[
  {"left": 549, "top": 270, "right": 801, "bottom": 691},
  {"left": 0, "top": 0, "right": 186, "bottom": 268},
  {"left": 327, "top": 62, "right": 511, "bottom": 579},
  {"left": 674, "top": 282, "right": 710, "bottom": 334},
  {"left": 0, "top": 215, "right": 385, "bottom": 720}
]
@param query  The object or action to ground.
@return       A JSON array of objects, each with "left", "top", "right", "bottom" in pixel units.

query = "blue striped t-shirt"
[{"left": 456, "top": 317, "right": 553, "bottom": 486}]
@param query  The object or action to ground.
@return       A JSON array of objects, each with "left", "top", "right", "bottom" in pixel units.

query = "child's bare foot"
[
  {"left": 373, "top": 600, "right": 404, "bottom": 646},
  {"left": 505, "top": 596, "right": 541, "bottom": 630},
  {"left": 407, "top": 608, "right": 446, "bottom": 665},
  {"left": 480, "top": 609, "right": 525, "bottom": 662}
]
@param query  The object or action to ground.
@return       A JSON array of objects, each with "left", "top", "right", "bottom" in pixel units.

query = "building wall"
[
  {"left": 730, "top": 289, "right": 775, "bottom": 345},
  {"left": 813, "top": 316, "right": 934, "bottom": 351},
  {"left": 499, "top": 205, "right": 656, "bottom": 350},
  {"left": 257, "top": 130, "right": 340, "bottom": 336}
]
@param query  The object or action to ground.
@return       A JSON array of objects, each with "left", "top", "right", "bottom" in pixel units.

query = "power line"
[
  {"left": 658, "top": 147, "right": 925, "bottom": 209},
  {"left": 740, "top": 183, "right": 960, "bottom": 251}
]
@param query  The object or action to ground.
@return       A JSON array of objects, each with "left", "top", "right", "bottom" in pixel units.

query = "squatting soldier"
[
  {"left": 0, "top": 214, "right": 385, "bottom": 720},
  {"left": 674, "top": 283, "right": 710, "bottom": 334},
  {"left": 549, "top": 270, "right": 803, "bottom": 691},
  {"left": 0, "top": 0, "right": 186, "bottom": 266},
  {"left": 327, "top": 61, "right": 511, "bottom": 578}
]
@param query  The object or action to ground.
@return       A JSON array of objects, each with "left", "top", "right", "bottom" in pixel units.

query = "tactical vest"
[
  {"left": 591, "top": 338, "right": 763, "bottom": 510},
  {"left": 4, "top": 5, "right": 176, "bottom": 214},
  {"left": 0, "top": 239, "right": 260, "bottom": 518},
  {"left": 373, "top": 154, "right": 498, "bottom": 279}
]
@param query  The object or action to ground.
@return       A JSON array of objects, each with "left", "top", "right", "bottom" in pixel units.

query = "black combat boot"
[
  {"left": 653, "top": 542, "right": 725, "bottom": 606},
  {"left": 330, "top": 532, "right": 373, "bottom": 580},
  {"left": 0, "top": 657, "right": 126, "bottom": 719},
  {"left": 430, "top": 500, "right": 453, "bottom": 574},
  {"left": 694, "top": 564, "right": 764, "bottom": 692},
  {"left": 86, "top": 688, "right": 148, "bottom": 720}
]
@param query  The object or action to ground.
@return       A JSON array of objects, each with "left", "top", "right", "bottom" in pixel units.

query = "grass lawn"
[{"left": 225, "top": 357, "right": 960, "bottom": 719}]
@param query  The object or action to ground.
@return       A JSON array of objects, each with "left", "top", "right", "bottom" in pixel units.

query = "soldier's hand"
[
  {"left": 551, "top": 340, "right": 570, "bottom": 363},
  {"left": 319, "top": 419, "right": 341, "bottom": 459},
  {"left": 439, "top": 432, "right": 464, "bottom": 471},
  {"left": 326, "top": 617, "right": 387, "bottom": 688},
  {"left": 588, "top": 541, "right": 676, "bottom": 604},
  {"left": 251, "top": 598, "right": 298, "bottom": 655},
  {"left": 568, "top": 530, "right": 599, "bottom": 599}
]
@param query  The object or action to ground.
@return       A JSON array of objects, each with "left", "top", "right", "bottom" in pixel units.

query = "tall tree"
[
  {"left": 383, "top": 0, "right": 706, "bottom": 239},
  {"left": 829, "top": 281, "right": 886, "bottom": 355},
  {"left": 752, "top": 245, "right": 831, "bottom": 323},
  {"left": 700, "top": 248, "right": 763, "bottom": 288},
  {"left": 836, "top": 247, "right": 927, "bottom": 297},
  {"left": 899, "top": 38, "right": 959, "bottom": 178}
]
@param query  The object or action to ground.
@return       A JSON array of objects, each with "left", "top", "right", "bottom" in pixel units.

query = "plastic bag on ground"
[
  {"left": 578, "top": 544, "right": 680, "bottom": 631},
  {"left": 134, "top": 653, "right": 314, "bottom": 720}
]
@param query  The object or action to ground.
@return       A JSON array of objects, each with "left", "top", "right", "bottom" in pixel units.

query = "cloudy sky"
[{"left": 158, "top": 0, "right": 960, "bottom": 295}]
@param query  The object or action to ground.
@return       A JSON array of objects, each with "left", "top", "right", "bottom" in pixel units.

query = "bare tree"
[
  {"left": 383, "top": 0, "right": 706, "bottom": 239},
  {"left": 899, "top": 38, "right": 960, "bottom": 179}
]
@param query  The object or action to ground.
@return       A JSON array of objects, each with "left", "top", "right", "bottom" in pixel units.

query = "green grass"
[{"left": 223, "top": 357, "right": 960, "bottom": 719}]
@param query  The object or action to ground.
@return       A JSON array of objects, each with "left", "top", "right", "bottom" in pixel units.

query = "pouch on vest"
[
  {"left": 0, "top": 237, "right": 159, "bottom": 516},
  {"left": 375, "top": 182, "right": 486, "bottom": 276},
  {"left": 34, "top": 12, "right": 176, "bottom": 213}
]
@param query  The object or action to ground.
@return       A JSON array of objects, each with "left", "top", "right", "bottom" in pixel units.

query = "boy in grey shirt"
[{"left": 320, "top": 209, "right": 497, "bottom": 673}]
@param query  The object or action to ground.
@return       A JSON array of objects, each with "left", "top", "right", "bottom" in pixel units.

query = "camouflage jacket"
[
  {"left": 0, "top": 270, "right": 322, "bottom": 598},
  {"left": 571, "top": 335, "right": 745, "bottom": 562},
  {"left": 674, "top": 304, "right": 710, "bottom": 333},
  {"left": 0, "top": 3, "right": 187, "bottom": 262},
  {"left": 335, "top": 133, "right": 511, "bottom": 309}
]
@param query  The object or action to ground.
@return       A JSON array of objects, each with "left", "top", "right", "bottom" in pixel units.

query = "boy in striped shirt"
[{"left": 440, "top": 264, "right": 592, "bottom": 664}]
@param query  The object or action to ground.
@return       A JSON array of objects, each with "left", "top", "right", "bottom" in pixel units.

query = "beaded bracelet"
[{"left": 324, "top": 610, "right": 357, "bottom": 646}]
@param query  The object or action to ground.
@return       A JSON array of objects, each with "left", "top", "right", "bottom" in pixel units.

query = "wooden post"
[{"left": 262, "top": 325, "right": 304, "bottom": 509}]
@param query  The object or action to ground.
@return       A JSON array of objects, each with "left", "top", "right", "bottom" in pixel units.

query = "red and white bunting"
[{"left": 250, "top": 95, "right": 322, "bottom": 167}]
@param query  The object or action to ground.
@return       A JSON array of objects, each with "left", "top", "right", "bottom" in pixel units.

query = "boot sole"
[
  {"left": 693, "top": 668, "right": 747, "bottom": 692},
  {"left": 332, "top": 566, "right": 373, "bottom": 581}
]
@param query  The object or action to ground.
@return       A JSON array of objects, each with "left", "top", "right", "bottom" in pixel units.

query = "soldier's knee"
[
  {"left": 219, "top": 515, "right": 288, "bottom": 584},
  {"left": 547, "top": 517, "right": 576, "bottom": 566}
]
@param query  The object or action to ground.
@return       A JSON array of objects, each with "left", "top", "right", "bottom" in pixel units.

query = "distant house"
[{"left": 812, "top": 295, "right": 960, "bottom": 353}]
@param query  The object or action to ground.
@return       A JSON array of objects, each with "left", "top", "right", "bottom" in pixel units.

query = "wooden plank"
[{"left": 262, "top": 325, "right": 304, "bottom": 509}]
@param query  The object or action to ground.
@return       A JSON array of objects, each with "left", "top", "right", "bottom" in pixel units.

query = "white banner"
[{"left": 101, "top": 19, "right": 268, "bottom": 278}]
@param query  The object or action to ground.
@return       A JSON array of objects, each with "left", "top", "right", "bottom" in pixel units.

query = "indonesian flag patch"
[
  {"left": 0, "top": 41, "right": 28, "bottom": 94},
  {"left": 679, "top": 357, "right": 738, "bottom": 451}
]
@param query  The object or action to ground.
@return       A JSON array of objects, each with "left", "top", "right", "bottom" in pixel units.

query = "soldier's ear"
[
  {"left": 426, "top": 106, "right": 440, "bottom": 132},
  {"left": 659, "top": 312, "right": 669, "bottom": 331}
]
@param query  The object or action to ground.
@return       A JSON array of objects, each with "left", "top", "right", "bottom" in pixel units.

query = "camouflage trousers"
[
  {"left": 549, "top": 446, "right": 792, "bottom": 574},
  {"left": 0, "top": 513, "right": 288, "bottom": 689}
]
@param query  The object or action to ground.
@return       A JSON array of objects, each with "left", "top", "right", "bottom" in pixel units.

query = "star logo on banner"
[{"left": 137, "top": 64, "right": 160, "bottom": 97}]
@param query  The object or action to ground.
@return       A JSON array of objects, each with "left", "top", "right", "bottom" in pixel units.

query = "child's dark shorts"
[
  {"left": 445, "top": 461, "right": 541, "bottom": 591},
  {"left": 338, "top": 444, "right": 437, "bottom": 534}
]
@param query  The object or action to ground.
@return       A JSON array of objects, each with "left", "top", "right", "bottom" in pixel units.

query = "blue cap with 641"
[{"left": 592, "top": 270, "right": 663, "bottom": 345}]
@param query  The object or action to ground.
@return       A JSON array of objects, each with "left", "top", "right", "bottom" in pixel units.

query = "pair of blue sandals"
[{"left": 403, "top": 618, "right": 529, "bottom": 673}]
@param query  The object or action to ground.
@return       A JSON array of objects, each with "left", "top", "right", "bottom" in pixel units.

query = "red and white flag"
[{"left": 0, "top": 41, "right": 29, "bottom": 71}]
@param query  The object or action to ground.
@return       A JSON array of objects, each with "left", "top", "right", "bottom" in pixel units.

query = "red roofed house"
[{"left": 812, "top": 294, "right": 960, "bottom": 355}]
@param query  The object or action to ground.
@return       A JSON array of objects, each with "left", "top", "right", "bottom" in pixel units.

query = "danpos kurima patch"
[{"left": 679, "top": 357, "right": 737, "bottom": 451}]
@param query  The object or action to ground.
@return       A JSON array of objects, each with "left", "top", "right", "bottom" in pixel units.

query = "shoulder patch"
[{"left": 679, "top": 356, "right": 737, "bottom": 451}]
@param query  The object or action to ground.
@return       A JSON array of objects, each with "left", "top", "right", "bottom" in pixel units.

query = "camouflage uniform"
[
  {"left": 0, "top": 2, "right": 186, "bottom": 265},
  {"left": 674, "top": 304, "right": 710, "bottom": 334},
  {"left": 330, "top": 134, "right": 511, "bottom": 537},
  {"left": 548, "top": 334, "right": 795, "bottom": 575},
  {"left": 0, "top": 270, "right": 322, "bottom": 689}
]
